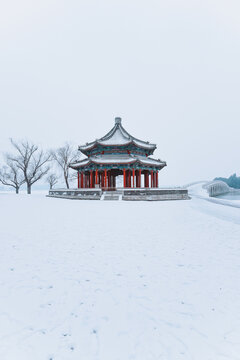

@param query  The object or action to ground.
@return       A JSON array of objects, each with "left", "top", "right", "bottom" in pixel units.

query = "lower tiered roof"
[{"left": 70, "top": 154, "right": 166, "bottom": 170}]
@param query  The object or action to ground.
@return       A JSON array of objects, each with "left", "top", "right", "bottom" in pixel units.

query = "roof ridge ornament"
[{"left": 115, "top": 117, "right": 122, "bottom": 125}]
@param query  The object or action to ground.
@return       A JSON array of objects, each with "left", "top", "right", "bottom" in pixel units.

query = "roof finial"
[{"left": 115, "top": 117, "right": 122, "bottom": 125}]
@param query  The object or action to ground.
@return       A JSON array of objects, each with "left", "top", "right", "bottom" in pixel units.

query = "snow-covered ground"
[{"left": 0, "top": 190, "right": 240, "bottom": 360}]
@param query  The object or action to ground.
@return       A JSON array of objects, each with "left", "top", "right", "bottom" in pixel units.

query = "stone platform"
[{"left": 47, "top": 188, "right": 190, "bottom": 201}]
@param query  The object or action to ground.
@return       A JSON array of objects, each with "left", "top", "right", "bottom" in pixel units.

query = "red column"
[
  {"left": 87, "top": 173, "right": 90, "bottom": 188},
  {"left": 77, "top": 171, "right": 80, "bottom": 188},
  {"left": 156, "top": 171, "right": 159, "bottom": 188},
  {"left": 153, "top": 171, "right": 156, "bottom": 187},
  {"left": 139, "top": 169, "right": 141, "bottom": 188},
  {"left": 123, "top": 168, "right": 126, "bottom": 188},
  {"left": 101, "top": 172, "right": 104, "bottom": 188},
  {"left": 95, "top": 169, "right": 98, "bottom": 185},
  {"left": 81, "top": 172, "right": 84, "bottom": 188},
  {"left": 151, "top": 170, "right": 153, "bottom": 188},
  {"left": 104, "top": 169, "right": 107, "bottom": 188},
  {"left": 128, "top": 170, "right": 131, "bottom": 188},
  {"left": 90, "top": 170, "right": 93, "bottom": 188}
]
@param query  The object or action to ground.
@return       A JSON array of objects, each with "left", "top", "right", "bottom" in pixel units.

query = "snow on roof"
[
  {"left": 137, "top": 156, "right": 166, "bottom": 166},
  {"left": 98, "top": 127, "right": 130, "bottom": 146},
  {"left": 70, "top": 154, "right": 166, "bottom": 169},
  {"left": 79, "top": 117, "right": 156, "bottom": 152}
]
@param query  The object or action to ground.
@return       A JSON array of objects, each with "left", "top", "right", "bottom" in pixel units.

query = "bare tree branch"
[
  {"left": 9, "top": 139, "right": 51, "bottom": 194},
  {"left": 51, "top": 143, "right": 79, "bottom": 189},
  {"left": 46, "top": 173, "right": 58, "bottom": 189},
  {"left": 0, "top": 159, "right": 25, "bottom": 194}
]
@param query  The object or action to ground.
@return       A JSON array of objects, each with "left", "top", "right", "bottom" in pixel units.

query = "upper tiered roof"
[{"left": 79, "top": 117, "right": 156, "bottom": 155}]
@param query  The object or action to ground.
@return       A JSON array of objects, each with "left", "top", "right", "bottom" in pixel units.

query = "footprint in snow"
[{"left": 71, "top": 313, "right": 78, "bottom": 318}]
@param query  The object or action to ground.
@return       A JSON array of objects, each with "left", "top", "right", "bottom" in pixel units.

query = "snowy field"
[{"left": 1, "top": 190, "right": 240, "bottom": 360}]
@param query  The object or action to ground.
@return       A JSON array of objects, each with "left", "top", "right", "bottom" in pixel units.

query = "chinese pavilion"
[{"left": 69, "top": 117, "right": 167, "bottom": 190}]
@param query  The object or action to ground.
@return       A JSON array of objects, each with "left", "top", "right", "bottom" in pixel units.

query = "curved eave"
[
  {"left": 70, "top": 159, "right": 166, "bottom": 169},
  {"left": 79, "top": 140, "right": 156, "bottom": 154},
  {"left": 78, "top": 142, "right": 96, "bottom": 152},
  {"left": 139, "top": 160, "right": 166, "bottom": 168}
]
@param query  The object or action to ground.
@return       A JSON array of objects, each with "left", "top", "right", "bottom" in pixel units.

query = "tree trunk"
[
  {"left": 27, "top": 184, "right": 31, "bottom": 194},
  {"left": 65, "top": 176, "right": 69, "bottom": 189},
  {"left": 16, "top": 187, "right": 19, "bottom": 194}
]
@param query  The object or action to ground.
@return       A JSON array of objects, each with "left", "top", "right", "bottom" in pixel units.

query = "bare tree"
[
  {"left": 51, "top": 143, "right": 79, "bottom": 189},
  {"left": 0, "top": 160, "right": 25, "bottom": 194},
  {"left": 9, "top": 139, "right": 51, "bottom": 194},
  {"left": 46, "top": 173, "right": 58, "bottom": 189}
]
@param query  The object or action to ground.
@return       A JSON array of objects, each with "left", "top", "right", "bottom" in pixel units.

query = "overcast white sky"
[{"left": 0, "top": 0, "right": 239, "bottom": 185}]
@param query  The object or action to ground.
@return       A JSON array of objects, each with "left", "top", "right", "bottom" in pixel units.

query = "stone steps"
[
  {"left": 101, "top": 190, "right": 123, "bottom": 201},
  {"left": 104, "top": 195, "right": 120, "bottom": 201}
]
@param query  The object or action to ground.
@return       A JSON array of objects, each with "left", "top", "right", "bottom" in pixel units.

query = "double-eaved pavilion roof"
[
  {"left": 79, "top": 117, "right": 156, "bottom": 154},
  {"left": 70, "top": 117, "right": 167, "bottom": 171}
]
